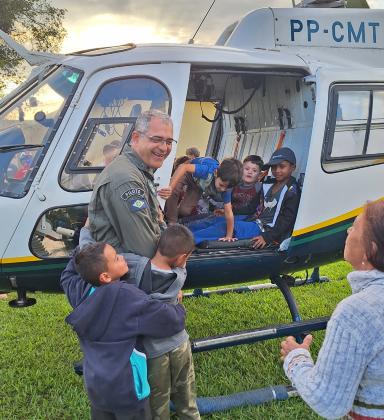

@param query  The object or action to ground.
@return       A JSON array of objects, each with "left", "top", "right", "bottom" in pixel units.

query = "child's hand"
[
  {"left": 157, "top": 186, "right": 172, "bottom": 200},
  {"left": 177, "top": 290, "right": 183, "bottom": 303},
  {"left": 214, "top": 209, "right": 225, "bottom": 216},
  {"left": 219, "top": 236, "right": 238, "bottom": 242},
  {"left": 251, "top": 235, "right": 266, "bottom": 248},
  {"left": 280, "top": 335, "right": 313, "bottom": 361},
  {"left": 157, "top": 207, "right": 165, "bottom": 224}
]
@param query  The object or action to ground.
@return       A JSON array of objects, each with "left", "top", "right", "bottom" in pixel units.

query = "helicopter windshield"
[{"left": 0, "top": 66, "right": 82, "bottom": 198}]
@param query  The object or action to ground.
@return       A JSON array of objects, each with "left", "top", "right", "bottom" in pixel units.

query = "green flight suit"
[{"left": 89, "top": 146, "right": 161, "bottom": 258}]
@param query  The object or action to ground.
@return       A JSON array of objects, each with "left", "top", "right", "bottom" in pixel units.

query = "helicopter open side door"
[
  {"left": 0, "top": 63, "right": 190, "bottom": 291},
  {"left": 287, "top": 67, "right": 384, "bottom": 266}
]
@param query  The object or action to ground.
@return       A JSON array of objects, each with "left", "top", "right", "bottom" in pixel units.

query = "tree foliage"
[{"left": 0, "top": 0, "right": 67, "bottom": 92}]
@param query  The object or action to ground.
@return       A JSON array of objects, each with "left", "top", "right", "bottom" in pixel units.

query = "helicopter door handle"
[{"left": 33, "top": 183, "right": 46, "bottom": 201}]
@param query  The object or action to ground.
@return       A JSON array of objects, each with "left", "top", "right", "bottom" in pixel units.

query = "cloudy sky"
[
  {"left": 52, "top": 0, "right": 297, "bottom": 52},
  {"left": 48, "top": 0, "right": 384, "bottom": 52}
]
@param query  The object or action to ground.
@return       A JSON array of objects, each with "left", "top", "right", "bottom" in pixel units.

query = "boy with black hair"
[
  {"left": 250, "top": 147, "right": 300, "bottom": 248},
  {"left": 165, "top": 157, "right": 243, "bottom": 242},
  {"left": 145, "top": 224, "right": 200, "bottom": 420},
  {"left": 65, "top": 224, "right": 200, "bottom": 420},
  {"left": 61, "top": 241, "right": 186, "bottom": 420}
]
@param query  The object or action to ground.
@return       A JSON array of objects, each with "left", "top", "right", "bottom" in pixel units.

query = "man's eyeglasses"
[{"left": 137, "top": 131, "right": 177, "bottom": 147}]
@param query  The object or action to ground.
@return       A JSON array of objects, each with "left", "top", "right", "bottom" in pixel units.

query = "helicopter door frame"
[
  {"left": 288, "top": 67, "right": 384, "bottom": 262},
  {"left": 2, "top": 63, "right": 190, "bottom": 266}
]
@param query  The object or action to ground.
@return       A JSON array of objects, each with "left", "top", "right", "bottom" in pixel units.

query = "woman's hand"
[
  {"left": 280, "top": 335, "right": 313, "bottom": 361},
  {"left": 219, "top": 236, "right": 238, "bottom": 242},
  {"left": 157, "top": 185, "right": 172, "bottom": 200},
  {"left": 251, "top": 235, "right": 267, "bottom": 249}
]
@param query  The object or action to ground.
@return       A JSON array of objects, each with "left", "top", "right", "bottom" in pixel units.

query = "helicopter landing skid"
[
  {"left": 306, "top": 267, "right": 330, "bottom": 284},
  {"left": 191, "top": 274, "right": 329, "bottom": 352},
  {"left": 9, "top": 289, "right": 36, "bottom": 308},
  {"left": 185, "top": 275, "right": 307, "bottom": 299}
]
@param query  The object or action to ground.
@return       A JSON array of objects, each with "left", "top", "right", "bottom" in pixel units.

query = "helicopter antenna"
[{"left": 188, "top": 0, "right": 216, "bottom": 44}]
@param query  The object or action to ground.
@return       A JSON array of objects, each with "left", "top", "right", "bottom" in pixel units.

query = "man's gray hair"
[{"left": 135, "top": 109, "right": 173, "bottom": 133}]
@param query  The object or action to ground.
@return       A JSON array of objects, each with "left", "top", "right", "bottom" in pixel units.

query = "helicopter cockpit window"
[
  {"left": 61, "top": 77, "right": 170, "bottom": 191},
  {"left": 0, "top": 67, "right": 82, "bottom": 198},
  {"left": 323, "top": 85, "right": 384, "bottom": 172}
]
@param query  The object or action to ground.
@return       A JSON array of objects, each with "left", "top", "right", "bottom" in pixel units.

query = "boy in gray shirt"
[{"left": 80, "top": 224, "right": 200, "bottom": 420}]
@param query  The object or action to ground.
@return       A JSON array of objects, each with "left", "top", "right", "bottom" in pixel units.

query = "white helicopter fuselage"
[{"left": 0, "top": 7, "right": 383, "bottom": 291}]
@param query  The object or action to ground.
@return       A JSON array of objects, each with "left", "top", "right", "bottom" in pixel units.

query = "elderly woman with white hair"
[{"left": 281, "top": 201, "right": 384, "bottom": 420}]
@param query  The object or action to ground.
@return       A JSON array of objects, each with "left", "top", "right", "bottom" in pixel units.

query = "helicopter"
[{"left": 0, "top": 5, "right": 382, "bottom": 327}]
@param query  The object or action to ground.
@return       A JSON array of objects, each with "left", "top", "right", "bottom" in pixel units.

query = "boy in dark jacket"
[
  {"left": 60, "top": 242, "right": 186, "bottom": 420},
  {"left": 189, "top": 148, "right": 300, "bottom": 248},
  {"left": 249, "top": 147, "right": 301, "bottom": 248}
]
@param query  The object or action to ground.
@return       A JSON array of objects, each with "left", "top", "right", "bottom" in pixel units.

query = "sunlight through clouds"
[{"left": 61, "top": 14, "right": 185, "bottom": 53}]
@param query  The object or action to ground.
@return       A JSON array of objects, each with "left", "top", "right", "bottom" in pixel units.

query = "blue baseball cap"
[{"left": 264, "top": 147, "right": 296, "bottom": 168}]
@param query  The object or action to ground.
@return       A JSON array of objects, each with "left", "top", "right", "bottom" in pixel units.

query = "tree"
[{"left": 0, "top": 0, "right": 66, "bottom": 93}]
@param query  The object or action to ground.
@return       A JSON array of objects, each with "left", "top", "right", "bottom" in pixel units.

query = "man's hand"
[
  {"left": 219, "top": 236, "right": 238, "bottom": 242},
  {"left": 157, "top": 186, "right": 172, "bottom": 200},
  {"left": 251, "top": 235, "right": 267, "bottom": 249},
  {"left": 280, "top": 335, "right": 313, "bottom": 361}
]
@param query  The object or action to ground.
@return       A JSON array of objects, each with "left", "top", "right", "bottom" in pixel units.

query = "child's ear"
[
  {"left": 99, "top": 272, "right": 112, "bottom": 284},
  {"left": 174, "top": 253, "right": 189, "bottom": 268}
]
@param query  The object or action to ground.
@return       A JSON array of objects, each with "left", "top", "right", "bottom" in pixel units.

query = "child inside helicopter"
[
  {"left": 186, "top": 154, "right": 264, "bottom": 240},
  {"left": 165, "top": 156, "right": 243, "bottom": 242},
  {"left": 190, "top": 148, "right": 300, "bottom": 249}
]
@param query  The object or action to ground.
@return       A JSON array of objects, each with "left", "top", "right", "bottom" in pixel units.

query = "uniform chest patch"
[
  {"left": 121, "top": 188, "right": 145, "bottom": 201},
  {"left": 129, "top": 198, "right": 149, "bottom": 212}
]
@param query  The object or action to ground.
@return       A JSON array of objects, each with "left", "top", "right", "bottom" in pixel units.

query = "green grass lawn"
[{"left": 0, "top": 261, "right": 352, "bottom": 420}]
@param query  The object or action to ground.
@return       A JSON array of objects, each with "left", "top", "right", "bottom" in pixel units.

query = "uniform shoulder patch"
[
  {"left": 129, "top": 197, "right": 149, "bottom": 212},
  {"left": 121, "top": 188, "right": 145, "bottom": 201}
]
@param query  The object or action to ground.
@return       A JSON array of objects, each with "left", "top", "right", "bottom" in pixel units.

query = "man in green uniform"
[{"left": 88, "top": 109, "right": 174, "bottom": 258}]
